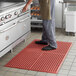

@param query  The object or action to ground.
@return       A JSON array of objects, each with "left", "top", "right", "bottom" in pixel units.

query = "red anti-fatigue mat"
[{"left": 5, "top": 40, "right": 72, "bottom": 73}]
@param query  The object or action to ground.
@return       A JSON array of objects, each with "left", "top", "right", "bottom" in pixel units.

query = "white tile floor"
[{"left": 0, "top": 28, "right": 76, "bottom": 76}]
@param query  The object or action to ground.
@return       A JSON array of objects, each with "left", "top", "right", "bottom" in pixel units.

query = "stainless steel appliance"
[
  {"left": 0, "top": 0, "right": 25, "bottom": 2},
  {"left": 0, "top": 2, "right": 31, "bottom": 57}
]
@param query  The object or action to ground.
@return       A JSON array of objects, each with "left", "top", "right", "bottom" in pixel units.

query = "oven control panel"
[{"left": 0, "top": 5, "right": 30, "bottom": 26}]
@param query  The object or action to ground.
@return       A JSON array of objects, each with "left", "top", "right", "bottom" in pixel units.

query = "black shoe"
[
  {"left": 35, "top": 40, "right": 48, "bottom": 45},
  {"left": 42, "top": 45, "right": 56, "bottom": 51}
]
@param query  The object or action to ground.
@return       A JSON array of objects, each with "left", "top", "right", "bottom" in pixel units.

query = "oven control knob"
[
  {"left": 14, "top": 11, "right": 18, "bottom": 15},
  {"left": 5, "top": 15, "right": 9, "bottom": 19},
  {"left": 8, "top": 14, "right": 12, "bottom": 18},
  {"left": 5, "top": 14, "right": 12, "bottom": 19},
  {"left": 1, "top": 17, "right": 5, "bottom": 21}
]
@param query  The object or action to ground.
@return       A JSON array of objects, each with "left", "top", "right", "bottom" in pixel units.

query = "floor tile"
[
  {"left": 4, "top": 71, "right": 15, "bottom": 76},
  {"left": 9, "top": 68, "right": 19, "bottom": 72},
  {"left": 74, "top": 58, "right": 76, "bottom": 63},
  {"left": 17, "top": 69, "right": 28, "bottom": 74},
  {"left": 61, "top": 65, "right": 71, "bottom": 70},
  {"left": 0, "top": 67, "right": 10, "bottom": 71},
  {"left": 71, "top": 66, "right": 76, "bottom": 71},
  {"left": 46, "top": 73, "right": 56, "bottom": 76},
  {"left": 26, "top": 71, "right": 37, "bottom": 75},
  {"left": 64, "top": 58, "right": 74, "bottom": 62},
  {"left": 63, "top": 61, "right": 73, "bottom": 66},
  {"left": 24, "top": 74, "right": 34, "bottom": 76},
  {"left": 57, "top": 74, "right": 68, "bottom": 76},
  {"left": 58, "top": 69, "right": 69, "bottom": 75},
  {"left": 0, "top": 70, "right": 6, "bottom": 76},
  {"left": 68, "top": 71, "right": 76, "bottom": 75},
  {"left": 72, "top": 63, "right": 76, "bottom": 67},
  {"left": 36, "top": 72, "right": 47, "bottom": 76},
  {"left": 15, "top": 73, "right": 25, "bottom": 76}
]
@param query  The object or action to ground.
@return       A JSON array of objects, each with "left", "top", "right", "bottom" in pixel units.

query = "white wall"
[{"left": 55, "top": 0, "right": 63, "bottom": 28}]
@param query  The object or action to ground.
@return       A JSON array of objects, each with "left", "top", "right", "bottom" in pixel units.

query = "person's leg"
[
  {"left": 42, "top": 0, "right": 57, "bottom": 50},
  {"left": 42, "top": 20, "right": 57, "bottom": 50},
  {"left": 49, "top": 0, "right": 57, "bottom": 48},
  {"left": 35, "top": 22, "right": 48, "bottom": 45},
  {"left": 42, "top": 20, "right": 48, "bottom": 42}
]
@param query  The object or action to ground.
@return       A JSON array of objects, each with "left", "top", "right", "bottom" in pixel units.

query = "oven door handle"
[
  {"left": 18, "top": 16, "right": 31, "bottom": 23},
  {"left": 0, "top": 23, "right": 17, "bottom": 33}
]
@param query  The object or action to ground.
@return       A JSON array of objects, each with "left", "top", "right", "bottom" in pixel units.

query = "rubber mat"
[{"left": 5, "top": 40, "right": 72, "bottom": 73}]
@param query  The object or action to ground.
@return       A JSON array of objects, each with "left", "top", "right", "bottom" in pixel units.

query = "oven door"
[
  {"left": 17, "top": 13, "right": 31, "bottom": 35},
  {"left": 0, "top": 13, "right": 31, "bottom": 52}
]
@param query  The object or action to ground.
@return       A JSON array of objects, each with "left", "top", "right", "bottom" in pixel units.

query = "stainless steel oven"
[
  {"left": 0, "top": 12, "right": 31, "bottom": 57},
  {"left": 0, "top": 2, "right": 31, "bottom": 57},
  {"left": 0, "top": 0, "right": 25, "bottom": 2}
]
